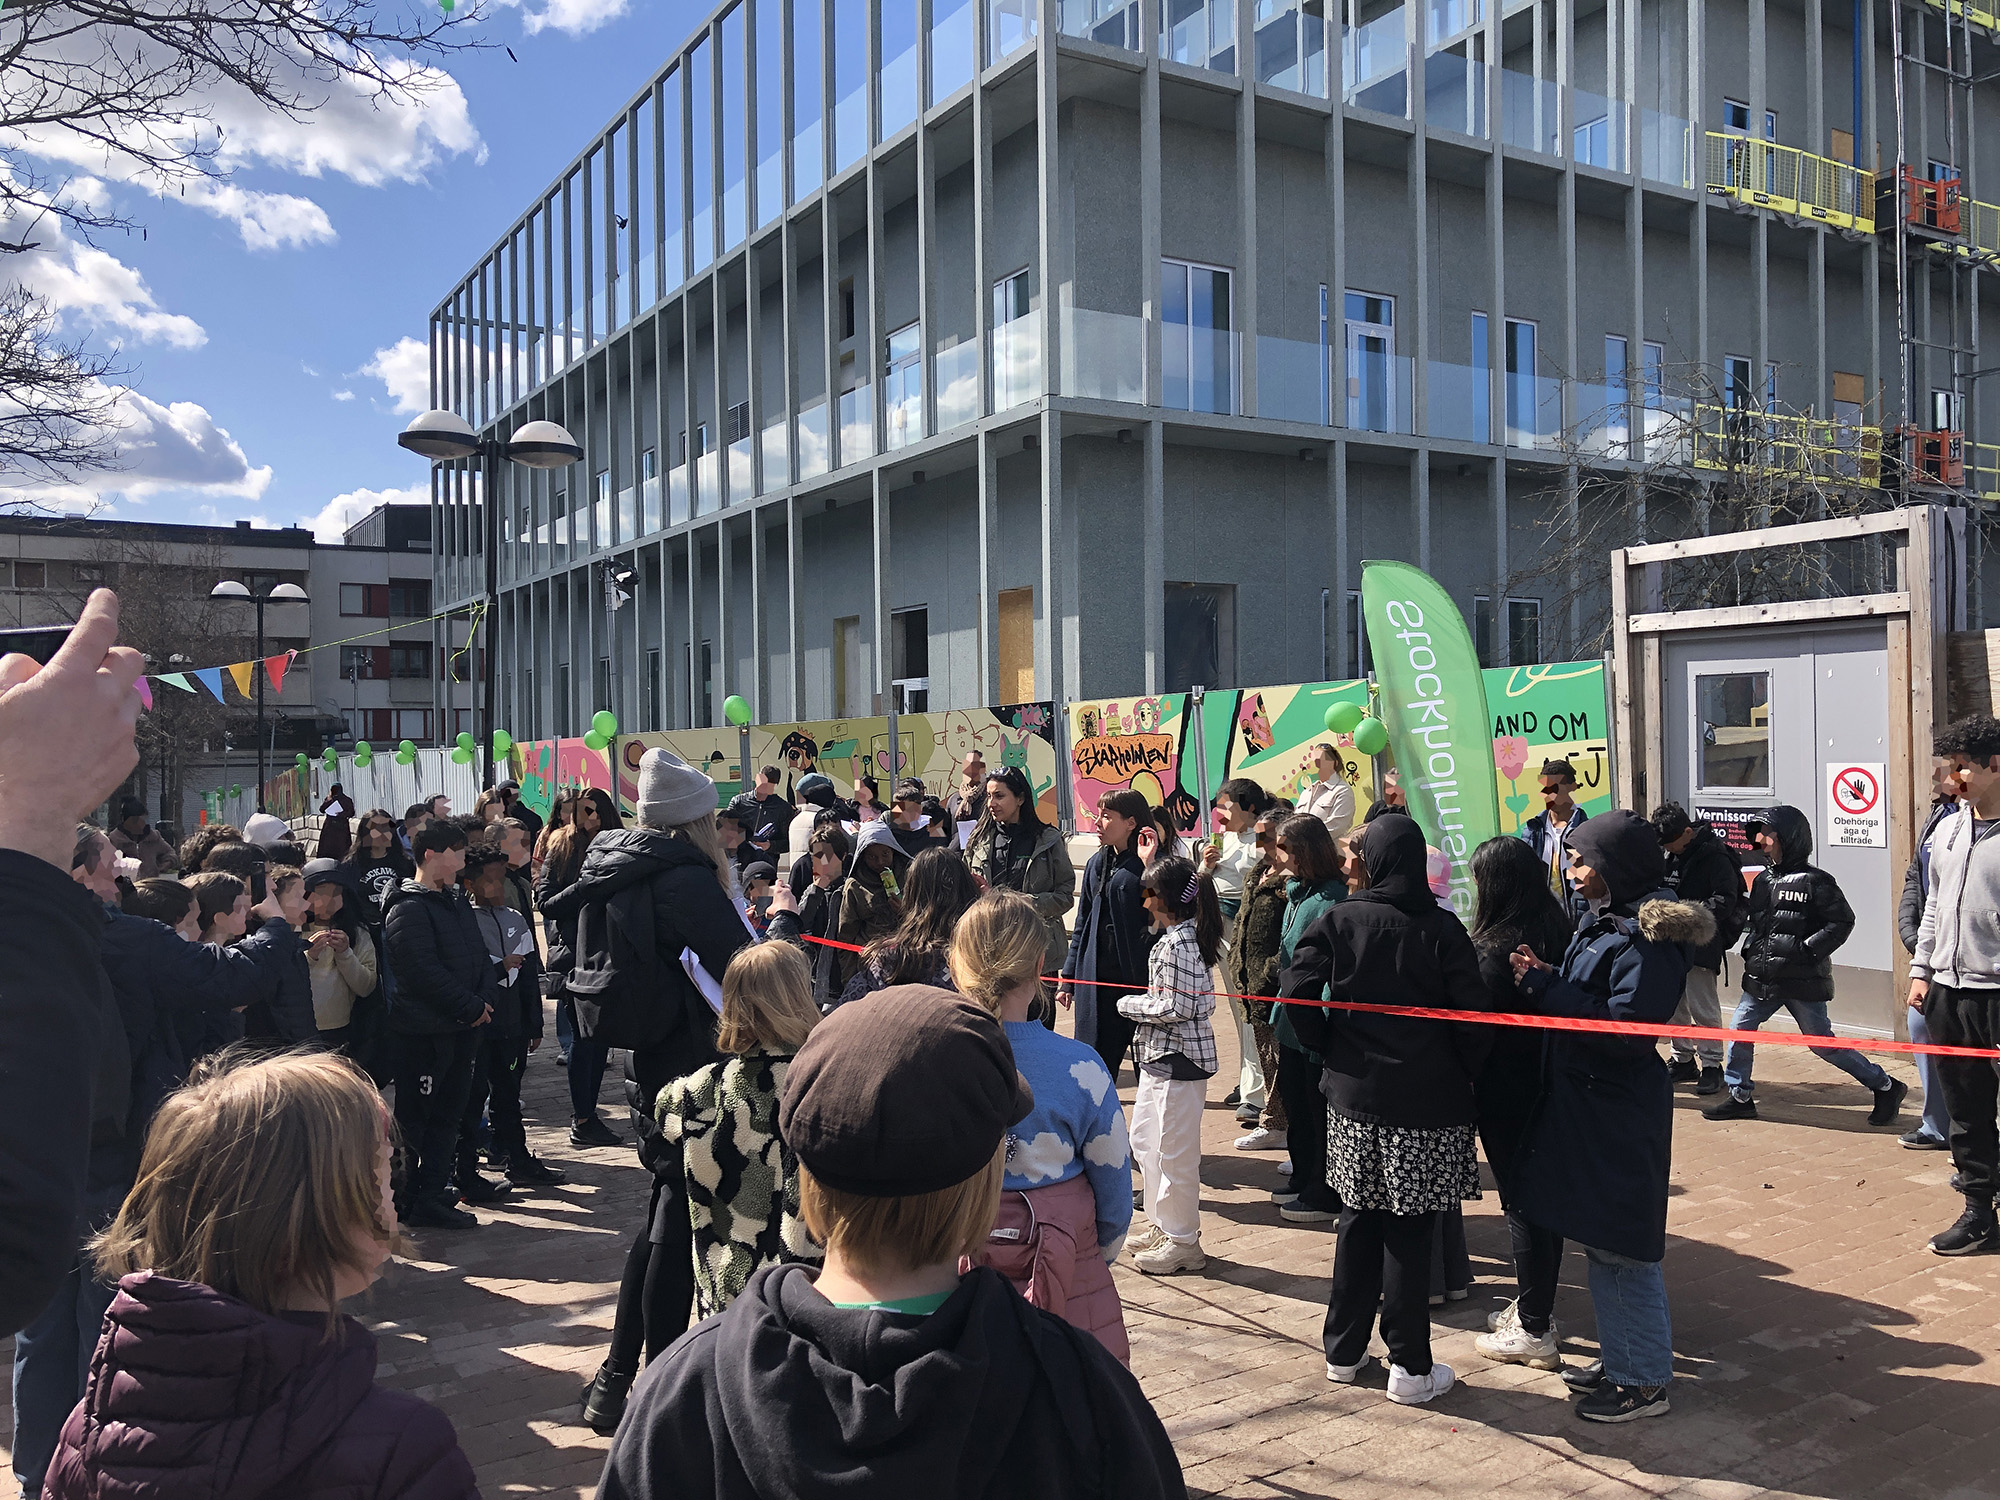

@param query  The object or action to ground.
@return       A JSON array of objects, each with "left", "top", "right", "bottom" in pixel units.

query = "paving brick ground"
[{"left": 7, "top": 1008, "right": 2000, "bottom": 1499}]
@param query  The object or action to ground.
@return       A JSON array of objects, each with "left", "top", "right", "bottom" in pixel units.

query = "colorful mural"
[
  {"left": 1067, "top": 663, "right": 1614, "bottom": 836},
  {"left": 507, "top": 737, "right": 614, "bottom": 821},
  {"left": 612, "top": 702, "right": 1061, "bottom": 824}
]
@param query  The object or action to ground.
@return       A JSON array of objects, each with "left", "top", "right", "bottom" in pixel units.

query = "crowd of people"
[{"left": 10, "top": 588, "right": 2000, "bottom": 1497}]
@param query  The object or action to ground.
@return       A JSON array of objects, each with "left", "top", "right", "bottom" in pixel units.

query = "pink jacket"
[{"left": 971, "top": 1173, "right": 1131, "bottom": 1366}]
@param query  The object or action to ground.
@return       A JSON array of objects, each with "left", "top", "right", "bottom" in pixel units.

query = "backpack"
[{"left": 566, "top": 883, "right": 677, "bottom": 1051}]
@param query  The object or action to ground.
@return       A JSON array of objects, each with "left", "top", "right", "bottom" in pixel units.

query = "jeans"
[
  {"left": 555, "top": 992, "right": 575, "bottom": 1055},
  {"left": 1583, "top": 1244, "right": 1673, "bottom": 1387},
  {"left": 1908, "top": 1004, "right": 1953, "bottom": 1144},
  {"left": 1275, "top": 1044, "right": 1337, "bottom": 1211},
  {"left": 1927, "top": 983, "right": 2000, "bottom": 1201},
  {"left": 391, "top": 1028, "right": 482, "bottom": 1206},
  {"left": 1130, "top": 1070, "right": 1207, "bottom": 1244},
  {"left": 1723, "top": 993, "right": 1893, "bottom": 1100},
  {"left": 1670, "top": 966, "right": 1723, "bottom": 1067},
  {"left": 1324, "top": 1208, "right": 1436, "bottom": 1375},
  {"left": 11, "top": 1256, "right": 115, "bottom": 1495}
]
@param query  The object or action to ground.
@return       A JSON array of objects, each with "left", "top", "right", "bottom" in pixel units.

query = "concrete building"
[
  {"left": 427, "top": 0, "right": 2000, "bottom": 737},
  {"left": 0, "top": 509, "right": 469, "bottom": 832}
]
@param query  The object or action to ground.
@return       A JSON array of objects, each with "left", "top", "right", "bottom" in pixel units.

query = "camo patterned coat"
[{"left": 657, "top": 1046, "right": 823, "bottom": 1319}]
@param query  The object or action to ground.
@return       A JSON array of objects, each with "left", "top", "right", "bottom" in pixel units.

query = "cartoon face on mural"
[
  {"left": 1078, "top": 706, "right": 1102, "bottom": 739},
  {"left": 781, "top": 730, "right": 819, "bottom": 775},
  {"left": 1133, "top": 699, "right": 1161, "bottom": 734}
]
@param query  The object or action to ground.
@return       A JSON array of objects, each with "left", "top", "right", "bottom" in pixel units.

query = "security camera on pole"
[
  {"left": 603, "top": 560, "right": 635, "bottom": 729},
  {"left": 396, "top": 409, "right": 582, "bottom": 789}
]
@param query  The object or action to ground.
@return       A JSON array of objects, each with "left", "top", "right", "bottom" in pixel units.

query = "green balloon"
[
  {"left": 354, "top": 749, "right": 372, "bottom": 769},
  {"left": 492, "top": 730, "right": 513, "bottom": 757},
  {"left": 591, "top": 710, "right": 618, "bottom": 739},
  {"left": 1324, "top": 700, "right": 1365, "bottom": 735},
  {"left": 322, "top": 751, "right": 338, "bottom": 771},
  {"left": 355, "top": 741, "right": 372, "bottom": 758},
  {"left": 395, "top": 748, "right": 414, "bottom": 766},
  {"left": 451, "top": 746, "right": 473, "bottom": 765},
  {"left": 295, "top": 752, "right": 309, "bottom": 769},
  {"left": 1352, "top": 717, "right": 1389, "bottom": 757},
  {"left": 230, "top": 784, "right": 242, "bottom": 798},
  {"left": 398, "top": 739, "right": 416, "bottom": 756},
  {"left": 722, "top": 694, "right": 751, "bottom": 727},
  {"left": 583, "top": 730, "right": 608, "bottom": 752}
]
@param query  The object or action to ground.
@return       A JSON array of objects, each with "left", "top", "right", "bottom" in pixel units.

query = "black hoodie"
[
  {"left": 599, "top": 1264, "right": 1184, "bottom": 1500},
  {"left": 1739, "top": 804, "right": 1853, "bottom": 1004},
  {"left": 1276, "top": 815, "right": 1492, "bottom": 1130},
  {"left": 1663, "top": 820, "right": 1747, "bottom": 971}
]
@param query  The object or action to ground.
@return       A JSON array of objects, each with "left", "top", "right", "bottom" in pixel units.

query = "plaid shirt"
[{"left": 1117, "top": 920, "right": 1218, "bottom": 1075}]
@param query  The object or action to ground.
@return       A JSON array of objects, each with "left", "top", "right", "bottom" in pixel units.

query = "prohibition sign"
[{"left": 1831, "top": 766, "right": 1879, "bottom": 817}]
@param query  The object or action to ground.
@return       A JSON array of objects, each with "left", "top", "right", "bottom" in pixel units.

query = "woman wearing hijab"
[
  {"left": 1507, "top": 809, "right": 1714, "bottom": 1424},
  {"left": 1277, "top": 814, "right": 1492, "bottom": 1406}
]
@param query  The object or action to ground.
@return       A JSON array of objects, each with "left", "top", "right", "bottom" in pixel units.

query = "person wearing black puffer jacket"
[
  {"left": 544, "top": 746, "right": 753, "bottom": 1436},
  {"left": 1704, "top": 804, "right": 1907, "bottom": 1126},
  {"left": 1650, "top": 803, "right": 1748, "bottom": 1097}
]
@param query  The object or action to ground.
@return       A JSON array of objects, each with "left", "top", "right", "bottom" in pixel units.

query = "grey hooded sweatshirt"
[{"left": 1911, "top": 810, "right": 2000, "bottom": 990}]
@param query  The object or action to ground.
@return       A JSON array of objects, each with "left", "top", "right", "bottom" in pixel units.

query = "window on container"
[
  {"left": 661, "top": 67, "right": 684, "bottom": 289},
  {"left": 691, "top": 37, "right": 715, "bottom": 271},
  {"left": 722, "top": 6, "right": 746, "bottom": 251},
  {"left": 1695, "top": 672, "right": 1771, "bottom": 790},
  {"left": 881, "top": 0, "right": 919, "bottom": 138},
  {"left": 793, "top": 0, "right": 824, "bottom": 199},
  {"left": 834, "top": 0, "right": 867, "bottom": 170},
  {"left": 932, "top": 0, "right": 976, "bottom": 102},
  {"left": 755, "top": 0, "right": 784, "bottom": 225}
]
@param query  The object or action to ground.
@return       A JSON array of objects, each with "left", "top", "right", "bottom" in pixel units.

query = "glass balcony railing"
[
  {"left": 1345, "top": 351, "right": 1414, "bottom": 434},
  {"left": 761, "top": 418, "right": 789, "bottom": 492},
  {"left": 1500, "top": 69, "right": 1560, "bottom": 155},
  {"left": 669, "top": 464, "right": 689, "bottom": 526},
  {"left": 989, "top": 0, "right": 1036, "bottom": 62},
  {"left": 1639, "top": 107, "right": 1692, "bottom": 187},
  {"left": 1163, "top": 0, "right": 1235, "bottom": 71},
  {"left": 993, "top": 319, "right": 1042, "bottom": 410},
  {"left": 1062, "top": 307, "right": 1147, "bottom": 404},
  {"left": 1257, "top": 334, "right": 1330, "bottom": 424},
  {"left": 617, "top": 484, "right": 638, "bottom": 541},
  {"left": 642, "top": 475, "right": 661, "bottom": 533},
  {"left": 1425, "top": 359, "right": 1490, "bottom": 442},
  {"left": 885, "top": 375, "right": 923, "bottom": 450},
  {"left": 1165, "top": 326, "right": 1238, "bottom": 415},
  {"left": 593, "top": 491, "right": 612, "bottom": 548},
  {"left": 1424, "top": 49, "right": 1486, "bottom": 137},
  {"left": 1343, "top": 8, "right": 1407, "bottom": 115},
  {"left": 798, "top": 401, "right": 830, "bottom": 481},
  {"left": 728, "top": 437, "right": 753, "bottom": 502},
  {"left": 1571, "top": 383, "right": 1632, "bottom": 457},
  {"left": 1253, "top": 0, "right": 1328, "bottom": 96},
  {"left": 838, "top": 382, "right": 874, "bottom": 467},
  {"left": 935, "top": 341, "right": 980, "bottom": 430},
  {"left": 696, "top": 450, "right": 719, "bottom": 515},
  {"left": 1503, "top": 371, "right": 1564, "bottom": 448},
  {"left": 1063, "top": 0, "right": 1142, "bottom": 48}
]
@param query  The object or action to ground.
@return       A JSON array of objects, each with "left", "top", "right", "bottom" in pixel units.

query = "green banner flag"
[{"left": 1360, "top": 559, "right": 1501, "bottom": 916}]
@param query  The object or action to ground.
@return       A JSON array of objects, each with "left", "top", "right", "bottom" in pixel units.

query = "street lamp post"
[
  {"left": 210, "top": 579, "right": 308, "bottom": 813},
  {"left": 397, "top": 410, "right": 582, "bottom": 790}
]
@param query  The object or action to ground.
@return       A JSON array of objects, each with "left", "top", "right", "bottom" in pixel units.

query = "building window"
[
  {"left": 884, "top": 323, "right": 923, "bottom": 450},
  {"left": 15, "top": 561, "right": 47, "bottom": 590},
  {"left": 1474, "top": 596, "right": 1542, "bottom": 667},
  {"left": 72, "top": 564, "right": 104, "bottom": 584},
  {"left": 1600, "top": 334, "right": 1629, "bottom": 450},
  {"left": 339, "top": 646, "right": 380, "bottom": 679},
  {"left": 1162, "top": 259, "right": 1234, "bottom": 415},
  {"left": 1722, "top": 98, "right": 1775, "bottom": 139},
  {"left": 891, "top": 606, "right": 929, "bottom": 713},
  {"left": 642, "top": 446, "right": 658, "bottom": 479},
  {"left": 388, "top": 644, "right": 431, "bottom": 679},
  {"left": 840, "top": 281, "right": 857, "bottom": 342},
  {"left": 792, "top": 0, "right": 822, "bottom": 201},
  {"left": 387, "top": 580, "right": 430, "bottom": 617},
  {"left": 1724, "top": 355, "right": 1753, "bottom": 408},
  {"left": 1345, "top": 290, "right": 1395, "bottom": 432},
  {"left": 727, "top": 401, "right": 751, "bottom": 442},
  {"left": 1504, "top": 317, "right": 1539, "bottom": 444},
  {"left": 1344, "top": 591, "right": 1373, "bottom": 680},
  {"left": 596, "top": 655, "right": 612, "bottom": 713},
  {"left": 992, "top": 269, "right": 1034, "bottom": 410},
  {"left": 1164, "top": 581, "right": 1235, "bottom": 692},
  {"left": 645, "top": 647, "right": 662, "bottom": 728}
]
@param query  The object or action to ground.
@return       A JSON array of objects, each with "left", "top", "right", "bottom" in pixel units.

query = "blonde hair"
[
  {"left": 716, "top": 941, "right": 820, "bottom": 1055},
  {"left": 799, "top": 1144, "right": 1005, "bottom": 1274},
  {"left": 665, "top": 812, "right": 735, "bottom": 896},
  {"left": 92, "top": 1048, "right": 403, "bottom": 1326},
  {"left": 948, "top": 891, "right": 1049, "bottom": 1017}
]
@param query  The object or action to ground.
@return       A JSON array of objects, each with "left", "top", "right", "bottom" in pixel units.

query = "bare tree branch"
[{"left": 0, "top": 282, "right": 122, "bottom": 497}]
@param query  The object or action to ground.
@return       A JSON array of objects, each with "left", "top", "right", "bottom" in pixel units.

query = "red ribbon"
[{"left": 797, "top": 933, "right": 2000, "bottom": 1060}]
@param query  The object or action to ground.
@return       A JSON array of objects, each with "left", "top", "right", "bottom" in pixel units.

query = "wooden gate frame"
[{"left": 1609, "top": 505, "right": 1965, "bottom": 1004}]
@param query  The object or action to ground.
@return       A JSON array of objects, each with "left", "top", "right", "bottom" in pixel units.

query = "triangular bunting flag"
[
  {"left": 264, "top": 651, "right": 293, "bottom": 694},
  {"left": 134, "top": 678, "right": 153, "bottom": 711},
  {"left": 225, "top": 661, "right": 255, "bottom": 699},
  {"left": 157, "top": 672, "right": 195, "bottom": 693},
  {"left": 193, "top": 667, "right": 225, "bottom": 700}
]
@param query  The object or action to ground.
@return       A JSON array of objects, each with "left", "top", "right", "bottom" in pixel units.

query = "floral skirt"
[{"left": 1325, "top": 1111, "right": 1481, "bottom": 1216}]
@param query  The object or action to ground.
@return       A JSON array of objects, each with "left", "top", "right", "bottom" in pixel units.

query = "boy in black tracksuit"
[
  {"left": 1704, "top": 804, "right": 1908, "bottom": 1124},
  {"left": 460, "top": 847, "right": 564, "bottom": 1191}
]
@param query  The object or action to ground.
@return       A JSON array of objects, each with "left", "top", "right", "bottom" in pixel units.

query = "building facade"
[
  {"left": 0, "top": 509, "right": 470, "bottom": 834},
  {"left": 428, "top": 0, "right": 2000, "bottom": 738}
]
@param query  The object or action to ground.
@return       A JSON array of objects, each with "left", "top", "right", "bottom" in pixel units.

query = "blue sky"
[{"left": 4, "top": 0, "right": 707, "bottom": 538}]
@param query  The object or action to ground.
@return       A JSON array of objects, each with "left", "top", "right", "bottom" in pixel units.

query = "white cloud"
[
  {"left": 301, "top": 484, "right": 427, "bottom": 543},
  {"left": 499, "top": 0, "right": 632, "bottom": 36},
  {"left": 184, "top": 181, "right": 334, "bottom": 251},
  {"left": 332, "top": 389, "right": 355, "bottom": 402},
  {"left": 0, "top": 384, "right": 271, "bottom": 510},
  {"left": 362, "top": 336, "right": 431, "bottom": 415},
  {"left": 3, "top": 195, "right": 205, "bottom": 349}
]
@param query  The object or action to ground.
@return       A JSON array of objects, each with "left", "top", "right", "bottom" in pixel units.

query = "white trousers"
[
  {"left": 1131, "top": 1070, "right": 1208, "bottom": 1244},
  {"left": 1220, "top": 960, "right": 1266, "bottom": 1108}
]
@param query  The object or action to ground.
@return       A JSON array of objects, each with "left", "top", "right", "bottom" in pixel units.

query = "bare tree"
[
  {"left": 0, "top": 284, "right": 121, "bottom": 506},
  {"left": 1507, "top": 362, "right": 1907, "bottom": 656}
]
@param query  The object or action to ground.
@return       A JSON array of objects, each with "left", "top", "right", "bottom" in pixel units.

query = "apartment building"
[{"left": 426, "top": 0, "right": 2000, "bottom": 735}]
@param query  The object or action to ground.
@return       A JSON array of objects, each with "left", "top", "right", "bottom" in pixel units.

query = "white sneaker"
[
  {"left": 1486, "top": 1299, "right": 1562, "bottom": 1339},
  {"left": 1127, "top": 1222, "right": 1167, "bottom": 1254},
  {"left": 1386, "top": 1362, "right": 1456, "bottom": 1405},
  {"left": 1279, "top": 1156, "right": 1293, "bottom": 1175},
  {"left": 1326, "top": 1354, "right": 1375, "bottom": 1384},
  {"left": 1271, "top": 1188, "right": 1301, "bottom": 1205},
  {"left": 1279, "top": 1203, "right": 1340, "bottom": 1223},
  {"left": 1234, "top": 1127, "right": 1287, "bottom": 1152},
  {"left": 1132, "top": 1237, "right": 1207, "bottom": 1275},
  {"left": 1475, "top": 1324, "right": 1564, "bottom": 1370}
]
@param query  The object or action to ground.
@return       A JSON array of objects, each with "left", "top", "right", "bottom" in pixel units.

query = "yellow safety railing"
[
  {"left": 1926, "top": 0, "right": 2000, "bottom": 32},
  {"left": 1693, "top": 403, "right": 1882, "bottom": 487},
  {"left": 1966, "top": 441, "right": 2000, "bottom": 499},
  {"left": 1703, "top": 132, "right": 1875, "bottom": 234},
  {"left": 1951, "top": 195, "right": 2000, "bottom": 264}
]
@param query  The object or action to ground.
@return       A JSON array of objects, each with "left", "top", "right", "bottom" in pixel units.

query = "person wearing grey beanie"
[{"left": 638, "top": 747, "right": 719, "bottom": 829}]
